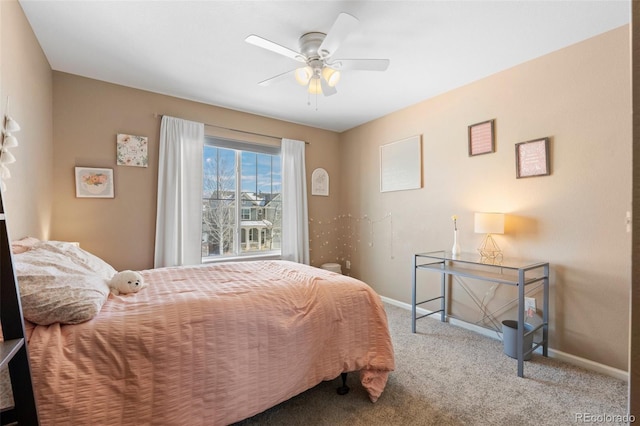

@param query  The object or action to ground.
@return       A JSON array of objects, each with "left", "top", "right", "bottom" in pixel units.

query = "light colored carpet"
[
  {"left": 2, "top": 303, "right": 628, "bottom": 425},
  {"left": 233, "top": 303, "right": 628, "bottom": 425}
]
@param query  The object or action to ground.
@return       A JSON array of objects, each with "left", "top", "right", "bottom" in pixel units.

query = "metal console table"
[{"left": 411, "top": 250, "right": 549, "bottom": 377}]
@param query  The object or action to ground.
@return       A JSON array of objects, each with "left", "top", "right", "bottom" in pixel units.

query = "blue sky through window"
[
  {"left": 241, "top": 152, "right": 282, "bottom": 195},
  {"left": 203, "top": 146, "right": 281, "bottom": 196}
]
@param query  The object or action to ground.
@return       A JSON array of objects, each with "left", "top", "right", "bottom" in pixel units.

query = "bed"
[{"left": 11, "top": 240, "right": 395, "bottom": 425}]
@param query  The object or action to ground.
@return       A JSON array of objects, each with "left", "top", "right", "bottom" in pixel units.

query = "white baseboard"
[{"left": 380, "top": 296, "right": 629, "bottom": 382}]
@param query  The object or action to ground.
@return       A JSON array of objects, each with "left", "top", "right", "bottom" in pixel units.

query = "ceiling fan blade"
[
  {"left": 330, "top": 59, "right": 390, "bottom": 71},
  {"left": 245, "top": 35, "right": 307, "bottom": 63},
  {"left": 318, "top": 12, "right": 359, "bottom": 58},
  {"left": 258, "top": 69, "right": 296, "bottom": 86},
  {"left": 320, "top": 78, "right": 337, "bottom": 96}
]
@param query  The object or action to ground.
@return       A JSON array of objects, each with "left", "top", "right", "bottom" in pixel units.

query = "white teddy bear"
[{"left": 109, "top": 270, "right": 145, "bottom": 295}]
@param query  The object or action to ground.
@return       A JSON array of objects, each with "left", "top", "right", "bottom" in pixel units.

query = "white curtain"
[
  {"left": 154, "top": 116, "right": 205, "bottom": 268},
  {"left": 281, "top": 138, "right": 309, "bottom": 265}
]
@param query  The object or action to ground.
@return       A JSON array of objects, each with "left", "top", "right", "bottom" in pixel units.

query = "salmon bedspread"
[{"left": 25, "top": 260, "right": 395, "bottom": 425}]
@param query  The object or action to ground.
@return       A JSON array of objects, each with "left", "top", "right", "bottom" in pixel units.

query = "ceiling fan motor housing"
[
  {"left": 299, "top": 32, "right": 328, "bottom": 61},
  {"left": 297, "top": 32, "right": 338, "bottom": 90}
]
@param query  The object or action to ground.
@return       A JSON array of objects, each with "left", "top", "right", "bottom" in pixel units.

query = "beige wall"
[
  {"left": 51, "top": 72, "right": 341, "bottom": 271},
  {"left": 0, "top": 0, "right": 52, "bottom": 240},
  {"left": 337, "top": 25, "right": 631, "bottom": 371}
]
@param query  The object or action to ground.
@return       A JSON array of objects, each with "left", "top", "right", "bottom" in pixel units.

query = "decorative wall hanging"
[
  {"left": 117, "top": 134, "right": 148, "bottom": 167},
  {"left": 380, "top": 135, "right": 422, "bottom": 192},
  {"left": 308, "top": 212, "right": 394, "bottom": 266},
  {"left": 0, "top": 97, "right": 21, "bottom": 192},
  {"left": 515, "top": 137, "right": 550, "bottom": 178},
  {"left": 311, "top": 168, "right": 329, "bottom": 196},
  {"left": 468, "top": 119, "right": 495, "bottom": 156},
  {"left": 75, "top": 167, "right": 114, "bottom": 198}
]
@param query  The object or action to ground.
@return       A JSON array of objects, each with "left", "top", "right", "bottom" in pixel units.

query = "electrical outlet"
[
  {"left": 525, "top": 297, "right": 536, "bottom": 317},
  {"left": 345, "top": 260, "right": 351, "bottom": 269}
]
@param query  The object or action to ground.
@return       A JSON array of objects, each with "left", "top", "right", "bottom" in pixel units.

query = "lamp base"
[{"left": 478, "top": 234, "right": 503, "bottom": 263}]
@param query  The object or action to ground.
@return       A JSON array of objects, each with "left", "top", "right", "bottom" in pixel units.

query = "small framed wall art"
[
  {"left": 468, "top": 119, "right": 495, "bottom": 156},
  {"left": 75, "top": 167, "right": 115, "bottom": 198},
  {"left": 311, "top": 168, "right": 329, "bottom": 196},
  {"left": 515, "top": 137, "right": 550, "bottom": 178},
  {"left": 117, "top": 133, "right": 148, "bottom": 167}
]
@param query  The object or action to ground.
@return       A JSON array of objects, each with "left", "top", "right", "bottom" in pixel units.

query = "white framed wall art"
[
  {"left": 380, "top": 135, "right": 422, "bottom": 192},
  {"left": 311, "top": 168, "right": 329, "bottom": 196}
]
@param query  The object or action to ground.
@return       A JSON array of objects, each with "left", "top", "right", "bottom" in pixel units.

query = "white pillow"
[
  {"left": 42, "top": 240, "right": 117, "bottom": 279},
  {"left": 14, "top": 241, "right": 116, "bottom": 325}
]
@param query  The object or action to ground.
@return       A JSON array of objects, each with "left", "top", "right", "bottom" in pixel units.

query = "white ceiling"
[{"left": 19, "top": 0, "right": 630, "bottom": 133}]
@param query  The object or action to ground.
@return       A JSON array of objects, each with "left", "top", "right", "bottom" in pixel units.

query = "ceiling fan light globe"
[
  {"left": 308, "top": 78, "right": 322, "bottom": 94},
  {"left": 322, "top": 67, "right": 341, "bottom": 87},
  {"left": 294, "top": 66, "right": 312, "bottom": 86}
]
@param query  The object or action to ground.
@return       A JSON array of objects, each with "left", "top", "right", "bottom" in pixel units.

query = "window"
[{"left": 201, "top": 137, "right": 281, "bottom": 259}]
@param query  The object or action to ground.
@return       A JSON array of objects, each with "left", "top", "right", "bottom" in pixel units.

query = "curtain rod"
[{"left": 154, "top": 113, "right": 308, "bottom": 144}]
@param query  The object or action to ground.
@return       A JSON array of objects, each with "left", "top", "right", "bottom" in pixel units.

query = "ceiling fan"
[{"left": 245, "top": 12, "right": 390, "bottom": 97}]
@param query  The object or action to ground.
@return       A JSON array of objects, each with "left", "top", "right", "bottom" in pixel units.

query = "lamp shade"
[{"left": 474, "top": 212, "right": 504, "bottom": 234}]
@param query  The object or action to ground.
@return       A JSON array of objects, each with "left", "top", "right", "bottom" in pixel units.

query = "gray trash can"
[{"left": 502, "top": 320, "right": 534, "bottom": 361}]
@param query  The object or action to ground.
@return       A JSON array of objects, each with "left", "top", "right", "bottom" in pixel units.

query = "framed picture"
[
  {"left": 380, "top": 135, "right": 422, "bottom": 192},
  {"left": 117, "top": 133, "right": 148, "bottom": 167},
  {"left": 311, "top": 168, "right": 329, "bottom": 196},
  {"left": 515, "top": 138, "right": 550, "bottom": 178},
  {"left": 75, "top": 167, "right": 114, "bottom": 198},
  {"left": 468, "top": 119, "right": 495, "bottom": 156}
]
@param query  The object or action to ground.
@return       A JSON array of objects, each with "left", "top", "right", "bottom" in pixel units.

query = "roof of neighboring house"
[{"left": 241, "top": 220, "right": 273, "bottom": 228}]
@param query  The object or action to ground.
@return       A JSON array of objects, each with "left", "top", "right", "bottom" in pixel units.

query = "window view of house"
[{"left": 201, "top": 139, "right": 281, "bottom": 259}]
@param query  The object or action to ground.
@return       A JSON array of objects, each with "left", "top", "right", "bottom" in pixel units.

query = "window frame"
[{"left": 202, "top": 136, "right": 282, "bottom": 263}]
